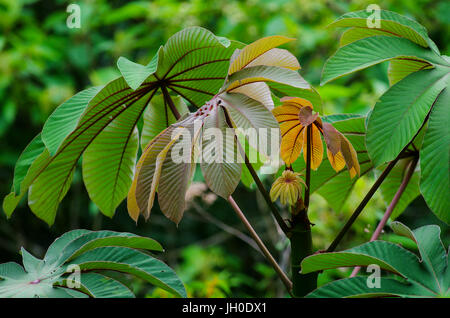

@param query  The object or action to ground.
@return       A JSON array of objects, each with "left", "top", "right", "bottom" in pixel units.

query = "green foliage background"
[{"left": 0, "top": 0, "right": 448, "bottom": 297}]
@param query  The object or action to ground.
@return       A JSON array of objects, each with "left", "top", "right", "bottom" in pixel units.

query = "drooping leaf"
[
  {"left": 419, "top": 88, "right": 450, "bottom": 224},
  {"left": 42, "top": 86, "right": 103, "bottom": 155},
  {"left": 4, "top": 27, "right": 242, "bottom": 223},
  {"left": 82, "top": 111, "right": 140, "bottom": 217},
  {"left": 201, "top": 106, "right": 241, "bottom": 199},
  {"left": 10, "top": 134, "right": 45, "bottom": 195}
]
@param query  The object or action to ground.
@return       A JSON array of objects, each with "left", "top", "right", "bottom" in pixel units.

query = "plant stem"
[
  {"left": 304, "top": 125, "right": 312, "bottom": 208},
  {"left": 161, "top": 85, "right": 181, "bottom": 119},
  {"left": 326, "top": 156, "right": 401, "bottom": 252},
  {"left": 222, "top": 106, "right": 290, "bottom": 235},
  {"left": 289, "top": 208, "right": 317, "bottom": 297},
  {"left": 289, "top": 124, "right": 316, "bottom": 297},
  {"left": 227, "top": 196, "right": 293, "bottom": 294},
  {"left": 350, "top": 156, "right": 418, "bottom": 277}
]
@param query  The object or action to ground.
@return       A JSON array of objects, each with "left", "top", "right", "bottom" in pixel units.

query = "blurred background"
[{"left": 0, "top": 0, "right": 448, "bottom": 297}]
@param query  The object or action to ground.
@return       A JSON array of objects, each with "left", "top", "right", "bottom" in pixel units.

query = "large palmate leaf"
[
  {"left": 301, "top": 222, "right": 449, "bottom": 298},
  {"left": 290, "top": 115, "right": 373, "bottom": 212},
  {"left": 419, "top": 88, "right": 450, "bottom": 224},
  {"left": 366, "top": 67, "right": 448, "bottom": 166},
  {"left": 0, "top": 230, "right": 184, "bottom": 298},
  {"left": 128, "top": 34, "right": 310, "bottom": 223},
  {"left": 323, "top": 11, "right": 450, "bottom": 223},
  {"left": 3, "top": 27, "right": 241, "bottom": 224}
]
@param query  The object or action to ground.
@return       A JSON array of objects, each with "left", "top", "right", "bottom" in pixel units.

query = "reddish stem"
[{"left": 350, "top": 156, "right": 418, "bottom": 277}]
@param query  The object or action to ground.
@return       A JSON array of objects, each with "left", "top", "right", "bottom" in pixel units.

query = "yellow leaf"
[
  {"left": 281, "top": 124, "right": 304, "bottom": 165},
  {"left": 228, "top": 35, "right": 295, "bottom": 75},
  {"left": 303, "top": 125, "right": 323, "bottom": 170},
  {"left": 327, "top": 148, "right": 346, "bottom": 172},
  {"left": 246, "top": 48, "right": 300, "bottom": 70}
]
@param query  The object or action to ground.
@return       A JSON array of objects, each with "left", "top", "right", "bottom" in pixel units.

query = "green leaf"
[
  {"left": 306, "top": 276, "right": 435, "bottom": 298},
  {"left": 388, "top": 58, "right": 432, "bottom": 86},
  {"left": 71, "top": 273, "right": 134, "bottom": 298},
  {"left": 48, "top": 230, "right": 163, "bottom": 266},
  {"left": 42, "top": 86, "right": 103, "bottom": 155},
  {"left": 321, "top": 36, "right": 445, "bottom": 85},
  {"left": 301, "top": 241, "right": 425, "bottom": 281},
  {"left": 339, "top": 27, "right": 389, "bottom": 47},
  {"left": 11, "top": 134, "right": 46, "bottom": 194},
  {"left": 117, "top": 49, "right": 160, "bottom": 90},
  {"left": 28, "top": 78, "right": 155, "bottom": 225},
  {"left": 379, "top": 158, "right": 420, "bottom": 220},
  {"left": 419, "top": 88, "right": 450, "bottom": 224},
  {"left": 82, "top": 110, "right": 140, "bottom": 217},
  {"left": 71, "top": 246, "right": 186, "bottom": 297},
  {"left": 366, "top": 68, "right": 448, "bottom": 166},
  {"left": 140, "top": 94, "right": 189, "bottom": 151},
  {"left": 328, "top": 10, "right": 438, "bottom": 51},
  {"left": 301, "top": 222, "right": 448, "bottom": 297},
  {"left": 392, "top": 222, "right": 447, "bottom": 292}
]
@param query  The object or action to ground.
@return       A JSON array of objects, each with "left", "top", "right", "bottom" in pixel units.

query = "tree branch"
[
  {"left": 228, "top": 196, "right": 293, "bottom": 294},
  {"left": 326, "top": 156, "right": 400, "bottom": 252}
]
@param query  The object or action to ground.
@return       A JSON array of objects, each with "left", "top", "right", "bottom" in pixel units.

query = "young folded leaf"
[{"left": 273, "top": 97, "right": 360, "bottom": 178}]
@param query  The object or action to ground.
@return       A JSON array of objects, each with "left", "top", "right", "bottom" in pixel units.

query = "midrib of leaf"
[
  {"left": 165, "top": 59, "right": 230, "bottom": 80},
  {"left": 108, "top": 89, "right": 158, "bottom": 212},
  {"left": 32, "top": 88, "right": 149, "bottom": 189},
  {"left": 161, "top": 44, "right": 224, "bottom": 79}
]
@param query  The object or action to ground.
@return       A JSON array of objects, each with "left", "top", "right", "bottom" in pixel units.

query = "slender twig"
[
  {"left": 190, "top": 201, "right": 261, "bottom": 253},
  {"left": 228, "top": 196, "right": 293, "bottom": 294},
  {"left": 350, "top": 156, "right": 418, "bottom": 277},
  {"left": 304, "top": 125, "right": 312, "bottom": 209},
  {"left": 326, "top": 157, "right": 400, "bottom": 252},
  {"left": 221, "top": 106, "right": 290, "bottom": 235},
  {"left": 161, "top": 85, "right": 181, "bottom": 119}
]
